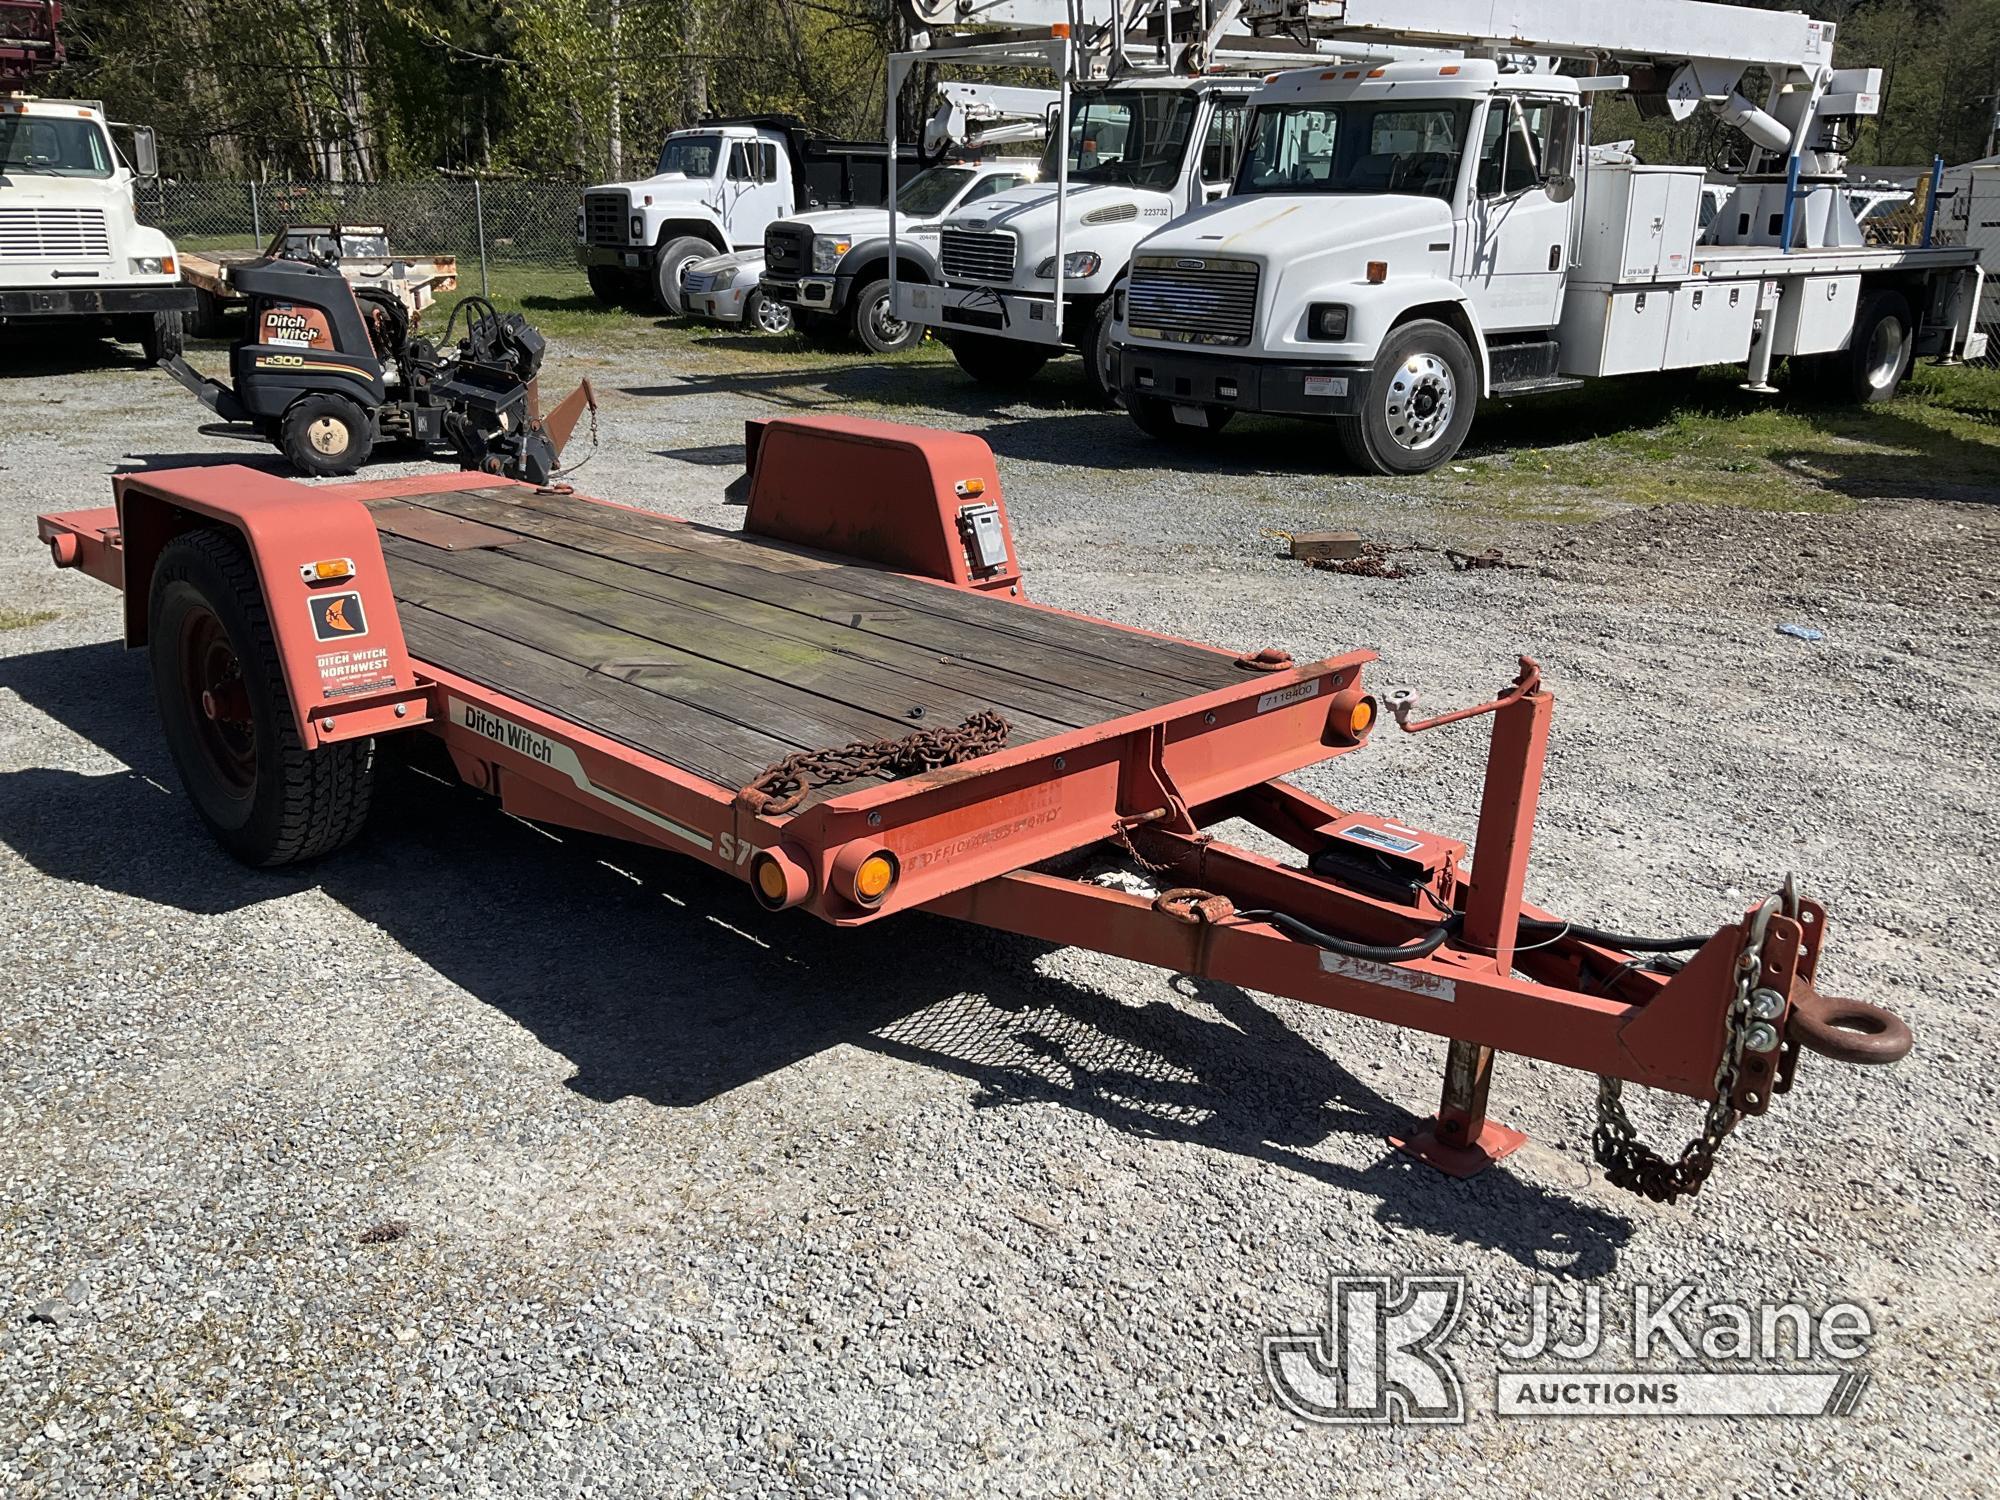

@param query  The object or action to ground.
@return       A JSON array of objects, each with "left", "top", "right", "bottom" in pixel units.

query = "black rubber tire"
[
  {"left": 1334, "top": 318, "right": 1479, "bottom": 475},
  {"left": 148, "top": 529, "right": 374, "bottom": 867},
  {"left": 794, "top": 309, "right": 850, "bottom": 349},
  {"left": 950, "top": 333, "right": 1049, "bottom": 387},
  {"left": 1797, "top": 290, "right": 1914, "bottom": 405},
  {"left": 1128, "top": 394, "right": 1233, "bottom": 442},
  {"left": 1083, "top": 296, "right": 1122, "bottom": 408},
  {"left": 743, "top": 288, "right": 794, "bottom": 337},
  {"left": 850, "top": 278, "right": 923, "bottom": 354},
  {"left": 139, "top": 310, "right": 186, "bottom": 365},
  {"left": 279, "top": 393, "right": 375, "bottom": 477},
  {"left": 190, "top": 289, "right": 230, "bottom": 340},
  {"left": 652, "top": 235, "right": 713, "bottom": 315},
  {"left": 585, "top": 266, "right": 631, "bottom": 306}
]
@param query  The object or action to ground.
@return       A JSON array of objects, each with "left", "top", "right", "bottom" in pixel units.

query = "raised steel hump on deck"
[{"left": 364, "top": 481, "right": 1250, "bottom": 803}]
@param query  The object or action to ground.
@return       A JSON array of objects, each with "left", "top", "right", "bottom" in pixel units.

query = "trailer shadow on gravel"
[{"left": 0, "top": 639, "right": 1631, "bottom": 1276}]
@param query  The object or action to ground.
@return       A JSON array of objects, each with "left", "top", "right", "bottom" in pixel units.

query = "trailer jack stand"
[{"left": 1389, "top": 1039, "right": 1529, "bottom": 1178}]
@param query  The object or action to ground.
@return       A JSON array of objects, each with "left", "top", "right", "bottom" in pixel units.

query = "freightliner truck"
[{"left": 1113, "top": 0, "right": 1988, "bottom": 471}]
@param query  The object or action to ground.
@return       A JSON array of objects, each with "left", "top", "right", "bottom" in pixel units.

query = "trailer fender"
[
  {"left": 741, "top": 415, "right": 1021, "bottom": 593},
  {"left": 114, "top": 466, "right": 429, "bottom": 748}
]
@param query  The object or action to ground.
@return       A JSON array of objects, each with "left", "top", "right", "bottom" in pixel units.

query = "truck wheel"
[
  {"left": 745, "top": 289, "right": 794, "bottom": 336},
  {"left": 139, "top": 310, "right": 186, "bottom": 365},
  {"left": 585, "top": 266, "right": 632, "bottom": 306},
  {"left": 851, "top": 279, "right": 922, "bottom": 354},
  {"left": 1129, "top": 396, "right": 1233, "bottom": 442},
  {"left": 1822, "top": 290, "right": 1915, "bottom": 404},
  {"left": 280, "top": 393, "right": 375, "bottom": 477},
  {"left": 148, "top": 529, "right": 375, "bottom": 867},
  {"left": 950, "top": 334, "right": 1048, "bottom": 387},
  {"left": 652, "top": 236, "right": 712, "bottom": 315},
  {"left": 191, "top": 289, "right": 231, "bottom": 340},
  {"left": 1084, "top": 297, "right": 1123, "bottom": 408},
  {"left": 1334, "top": 319, "right": 1478, "bottom": 475}
]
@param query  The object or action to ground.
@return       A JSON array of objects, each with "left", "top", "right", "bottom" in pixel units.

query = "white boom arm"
[{"left": 924, "top": 82, "right": 1060, "bottom": 155}]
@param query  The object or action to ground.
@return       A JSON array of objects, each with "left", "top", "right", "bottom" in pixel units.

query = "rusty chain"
[
  {"left": 1591, "top": 886, "right": 1793, "bottom": 1204},
  {"left": 738, "top": 709, "right": 1011, "bottom": 816}
]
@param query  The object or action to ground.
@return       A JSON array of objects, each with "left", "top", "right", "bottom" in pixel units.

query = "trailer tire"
[
  {"left": 139, "top": 310, "right": 186, "bottom": 365},
  {"left": 1803, "top": 290, "right": 1915, "bottom": 405},
  {"left": 652, "top": 236, "right": 713, "bottom": 315},
  {"left": 279, "top": 393, "right": 374, "bottom": 477},
  {"left": 1334, "top": 318, "right": 1478, "bottom": 475},
  {"left": 949, "top": 334, "right": 1048, "bottom": 387},
  {"left": 1128, "top": 395, "right": 1233, "bottom": 442},
  {"left": 191, "top": 289, "right": 231, "bottom": 340},
  {"left": 148, "top": 529, "right": 375, "bottom": 867}
]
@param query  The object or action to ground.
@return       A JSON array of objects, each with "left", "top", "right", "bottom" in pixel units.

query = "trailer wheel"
[
  {"left": 949, "top": 334, "right": 1048, "bottom": 387},
  {"left": 279, "top": 394, "right": 374, "bottom": 477},
  {"left": 652, "top": 236, "right": 713, "bottom": 315},
  {"left": 850, "top": 279, "right": 921, "bottom": 354},
  {"left": 149, "top": 529, "right": 375, "bottom": 867},
  {"left": 191, "top": 289, "right": 231, "bottom": 340},
  {"left": 1128, "top": 396, "right": 1233, "bottom": 442},
  {"left": 1804, "top": 290, "right": 1915, "bottom": 405},
  {"left": 1335, "top": 319, "right": 1478, "bottom": 475},
  {"left": 138, "top": 310, "right": 186, "bottom": 365}
]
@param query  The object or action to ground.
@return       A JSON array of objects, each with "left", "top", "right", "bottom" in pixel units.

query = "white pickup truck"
[
  {"left": 0, "top": 95, "right": 193, "bottom": 363},
  {"left": 1114, "top": 53, "right": 1987, "bottom": 471},
  {"left": 898, "top": 76, "right": 1258, "bottom": 403},
  {"left": 577, "top": 114, "right": 928, "bottom": 315},
  {"left": 761, "top": 160, "right": 1039, "bottom": 353}
]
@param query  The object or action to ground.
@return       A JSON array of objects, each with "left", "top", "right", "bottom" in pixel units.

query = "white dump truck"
[
  {"left": 1, "top": 90, "right": 193, "bottom": 363},
  {"left": 1112, "top": 0, "right": 1988, "bottom": 470}
]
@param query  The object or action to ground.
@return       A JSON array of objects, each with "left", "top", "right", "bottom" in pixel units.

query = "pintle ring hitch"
[{"left": 1786, "top": 975, "right": 1914, "bottom": 1065}]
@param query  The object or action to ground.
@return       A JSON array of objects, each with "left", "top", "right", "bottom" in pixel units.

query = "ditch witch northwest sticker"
[{"left": 308, "top": 591, "right": 368, "bottom": 643}]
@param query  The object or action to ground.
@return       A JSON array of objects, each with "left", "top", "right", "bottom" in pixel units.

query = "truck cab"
[
  {"left": 0, "top": 95, "right": 194, "bottom": 362},
  {"left": 898, "top": 76, "right": 1257, "bottom": 403},
  {"left": 762, "top": 159, "right": 1038, "bottom": 353}
]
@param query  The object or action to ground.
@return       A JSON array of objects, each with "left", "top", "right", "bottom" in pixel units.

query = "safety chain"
[
  {"left": 738, "top": 710, "right": 1011, "bottom": 816},
  {"left": 558, "top": 400, "right": 603, "bottom": 477},
  {"left": 1110, "top": 820, "right": 1210, "bottom": 876},
  {"left": 1591, "top": 886, "right": 1793, "bottom": 1204}
]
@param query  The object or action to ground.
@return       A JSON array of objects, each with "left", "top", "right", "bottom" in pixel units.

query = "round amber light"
[
  {"left": 1350, "top": 698, "right": 1376, "bottom": 736},
  {"left": 755, "top": 856, "right": 788, "bottom": 902},
  {"left": 854, "top": 854, "right": 897, "bottom": 902}
]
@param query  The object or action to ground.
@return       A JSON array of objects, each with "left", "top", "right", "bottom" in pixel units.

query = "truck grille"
[
  {"left": 1127, "top": 255, "right": 1260, "bottom": 347},
  {"left": 583, "top": 192, "right": 629, "bottom": 248},
  {"left": 941, "top": 228, "right": 1016, "bottom": 283},
  {"left": 0, "top": 207, "right": 111, "bottom": 261},
  {"left": 765, "top": 222, "right": 811, "bottom": 278}
]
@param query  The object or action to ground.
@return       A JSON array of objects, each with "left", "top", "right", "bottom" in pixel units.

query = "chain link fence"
[{"left": 138, "top": 179, "right": 585, "bottom": 292}]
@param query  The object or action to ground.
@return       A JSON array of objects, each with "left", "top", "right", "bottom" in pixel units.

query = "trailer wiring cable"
[
  {"left": 1518, "top": 918, "right": 1709, "bottom": 952},
  {"left": 1235, "top": 907, "right": 1461, "bottom": 965}
]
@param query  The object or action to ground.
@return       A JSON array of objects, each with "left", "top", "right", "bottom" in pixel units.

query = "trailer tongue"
[{"left": 35, "top": 414, "right": 1909, "bottom": 1203}]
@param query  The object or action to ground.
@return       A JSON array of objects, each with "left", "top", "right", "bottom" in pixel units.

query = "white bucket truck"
[{"left": 1113, "top": 0, "right": 1987, "bottom": 471}]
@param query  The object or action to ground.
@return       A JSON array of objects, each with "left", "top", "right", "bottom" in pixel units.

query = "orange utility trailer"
[{"left": 35, "top": 414, "right": 1911, "bottom": 1201}]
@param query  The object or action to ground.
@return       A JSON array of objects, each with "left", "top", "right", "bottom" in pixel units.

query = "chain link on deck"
[
  {"left": 738, "top": 710, "right": 1011, "bottom": 816},
  {"left": 1591, "top": 888, "right": 1792, "bottom": 1204}
]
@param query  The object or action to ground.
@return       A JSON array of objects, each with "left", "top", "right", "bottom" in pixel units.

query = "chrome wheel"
[
  {"left": 1383, "top": 352, "right": 1456, "bottom": 453},
  {"left": 1864, "top": 314, "right": 1906, "bottom": 392},
  {"left": 868, "top": 295, "right": 908, "bottom": 346},
  {"left": 307, "top": 415, "right": 351, "bottom": 455}
]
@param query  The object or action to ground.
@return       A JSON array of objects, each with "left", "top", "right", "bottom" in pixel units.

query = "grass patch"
[{"left": 0, "top": 607, "right": 58, "bottom": 631}]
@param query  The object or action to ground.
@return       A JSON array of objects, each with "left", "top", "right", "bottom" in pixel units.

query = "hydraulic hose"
[{"left": 1244, "top": 910, "right": 1461, "bottom": 965}]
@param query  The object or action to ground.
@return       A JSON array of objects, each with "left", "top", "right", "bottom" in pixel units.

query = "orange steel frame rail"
[{"left": 35, "top": 416, "right": 1911, "bottom": 1184}]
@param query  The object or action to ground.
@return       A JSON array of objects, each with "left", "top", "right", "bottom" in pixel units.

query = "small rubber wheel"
[
  {"left": 745, "top": 289, "right": 794, "bottom": 336},
  {"left": 148, "top": 529, "right": 375, "bottom": 866},
  {"left": 585, "top": 266, "right": 630, "bottom": 306},
  {"left": 1128, "top": 395, "right": 1233, "bottom": 442},
  {"left": 850, "top": 278, "right": 922, "bottom": 353},
  {"left": 279, "top": 393, "right": 374, "bottom": 477},
  {"left": 140, "top": 310, "right": 186, "bottom": 364},
  {"left": 652, "top": 236, "right": 712, "bottom": 315},
  {"left": 950, "top": 333, "right": 1049, "bottom": 387},
  {"left": 1334, "top": 318, "right": 1478, "bottom": 475},
  {"left": 1083, "top": 296, "right": 1123, "bottom": 408}
]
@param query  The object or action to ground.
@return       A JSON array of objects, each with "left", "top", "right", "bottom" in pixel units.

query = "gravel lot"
[{"left": 3, "top": 326, "right": 1997, "bottom": 1498}]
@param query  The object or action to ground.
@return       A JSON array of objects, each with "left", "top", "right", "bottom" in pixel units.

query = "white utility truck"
[
  {"left": 2, "top": 10, "right": 194, "bottom": 364},
  {"left": 578, "top": 115, "right": 932, "bottom": 315},
  {"left": 1113, "top": 0, "right": 1987, "bottom": 470},
  {"left": 760, "top": 84, "right": 1052, "bottom": 354}
]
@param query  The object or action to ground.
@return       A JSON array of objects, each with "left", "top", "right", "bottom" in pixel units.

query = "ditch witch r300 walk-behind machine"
[{"left": 162, "top": 252, "right": 595, "bottom": 484}]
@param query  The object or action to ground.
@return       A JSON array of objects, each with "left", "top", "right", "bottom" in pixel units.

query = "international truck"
[
  {"left": 1, "top": 2, "right": 194, "bottom": 363},
  {"left": 1112, "top": 0, "right": 1989, "bottom": 471},
  {"left": 576, "top": 115, "right": 930, "bottom": 316}
]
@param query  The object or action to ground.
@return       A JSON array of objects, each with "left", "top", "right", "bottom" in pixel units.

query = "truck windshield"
[
  {"left": 898, "top": 167, "right": 975, "bottom": 217},
  {"left": 1237, "top": 100, "right": 1475, "bottom": 201},
  {"left": 0, "top": 116, "right": 115, "bottom": 179},
  {"left": 1041, "top": 90, "right": 1199, "bottom": 190},
  {"left": 656, "top": 134, "right": 724, "bottom": 178}
]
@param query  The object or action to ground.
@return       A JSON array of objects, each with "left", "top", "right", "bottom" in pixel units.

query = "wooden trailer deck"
[{"left": 362, "top": 484, "right": 1251, "bottom": 800}]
